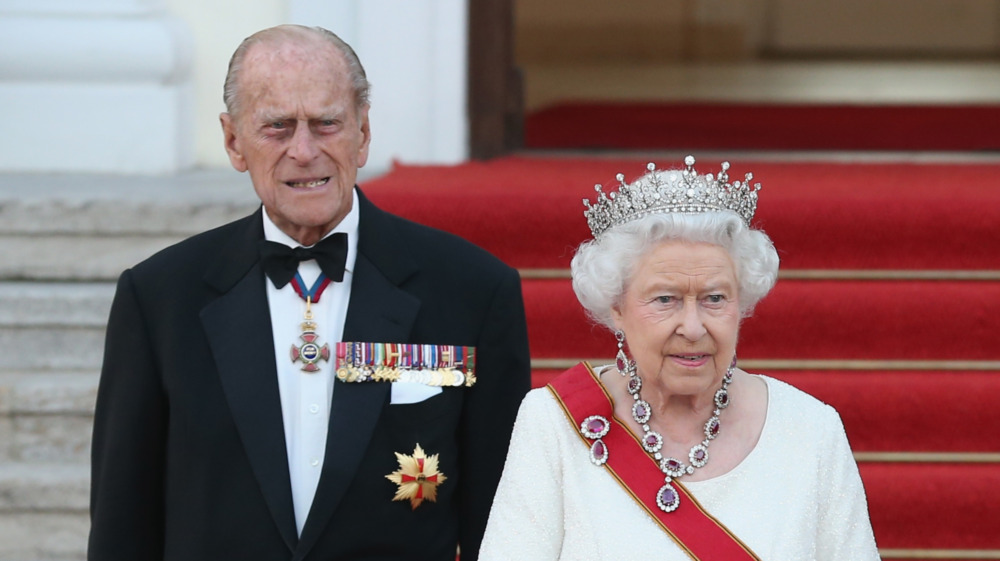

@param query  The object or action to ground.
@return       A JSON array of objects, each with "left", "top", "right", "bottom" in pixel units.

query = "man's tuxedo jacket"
[{"left": 88, "top": 189, "right": 531, "bottom": 561}]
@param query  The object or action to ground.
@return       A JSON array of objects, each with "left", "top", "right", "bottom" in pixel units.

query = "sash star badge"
[{"left": 385, "top": 444, "right": 447, "bottom": 510}]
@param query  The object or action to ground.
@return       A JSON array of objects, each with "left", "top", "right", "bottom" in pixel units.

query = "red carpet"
[
  {"left": 862, "top": 463, "right": 1000, "bottom": 549},
  {"left": 363, "top": 157, "right": 1000, "bottom": 270},
  {"left": 528, "top": 369, "right": 1000, "bottom": 453},
  {"left": 361, "top": 155, "right": 1000, "bottom": 555},
  {"left": 771, "top": 371, "right": 1000, "bottom": 453},
  {"left": 525, "top": 102, "right": 1000, "bottom": 151},
  {"left": 522, "top": 278, "right": 1000, "bottom": 361}
]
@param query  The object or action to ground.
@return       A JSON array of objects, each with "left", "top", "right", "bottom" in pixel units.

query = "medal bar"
[{"left": 335, "top": 342, "right": 477, "bottom": 387}]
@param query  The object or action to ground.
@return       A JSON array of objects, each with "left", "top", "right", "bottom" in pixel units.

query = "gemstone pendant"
[
  {"left": 689, "top": 444, "right": 708, "bottom": 468},
  {"left": 626, "top": 374, "right": 641, "bottom": 395},
  {"left": 615, "top": 348, "right": 629, "bottom": 374},
  {"left": 641, "top": 431, "right": 663, "bottom": 453},
  {"left": 661, "top": 457, "right": 686, "bottom": 478},
  {"left": 656, "top": 483, "right": 681, "bottom": 512},
  {"left": 705, "top": 416, "right": 721, "bottom": 440},
  {"left": 589, "top": 439, "right": 608, "bottom": 466},
  {"left": 580, "top": 415, "right": 610, "bottom": 439},
  {"left": 632, "top": 400, "right": 651, "bottom": 424},
  {"left": 714, "top": 387, "right": 730, "bottom": 409}
]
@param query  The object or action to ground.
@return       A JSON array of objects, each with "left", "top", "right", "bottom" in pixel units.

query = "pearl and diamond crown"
[{"left": 582, "top": 155, "right": 761, "bottom": 239}]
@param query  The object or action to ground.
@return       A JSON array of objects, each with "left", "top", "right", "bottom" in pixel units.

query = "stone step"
[
  {"left": 0, "top": 463, "right": 89, "bottom": 512},
  {"left": 0, "top": 411, "right": 93, "bottom": 465},
  {"left": 0, "top": 287, "right": 111, "bottom": 465},
  {"left": 0, "top": 282, "right": 113, "bottom": 371},
  {"left": 0, "top": 372, "right": 97, "bottom": 464},
  {"left": 0, "top": 234, "right": 188, "bottom": 282},
  {"left": 0, "top": 321, "right": 106, "bottom": 372},
  {"left": 0, "top": 170, "right": 259, "bottom": 282},
  {"left": 0, "top": 283, "right": 114, "bottom": 328},
  {"left": 0, "top": 512, "right": 88, "bottom": 561},
  {"left": 0, "top": 170, "right": 258, "bottom": 236},
  {"left": 0, "top": 372, "right": 97, "bottom": 415},
  {"left": 0, "top": 463, "right": 89, "bottom": 561}
]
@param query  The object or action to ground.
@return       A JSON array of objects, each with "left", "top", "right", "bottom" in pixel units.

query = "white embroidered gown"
[{"left": 479, "top": 373, "right": 880, "bottom": 561}]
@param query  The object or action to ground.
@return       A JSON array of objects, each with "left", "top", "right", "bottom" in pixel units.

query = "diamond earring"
[{"left": 614, "top": 330, "right": 634, "bottom": 377}]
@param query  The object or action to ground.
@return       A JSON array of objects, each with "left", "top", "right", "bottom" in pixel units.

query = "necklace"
[{"left": 621, "top": 357, "right": 734, "bottom": 513}]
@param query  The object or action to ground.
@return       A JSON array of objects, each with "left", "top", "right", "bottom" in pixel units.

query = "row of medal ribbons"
[{"left": 334, "top": 342, "right": 477, "bottom": 387}]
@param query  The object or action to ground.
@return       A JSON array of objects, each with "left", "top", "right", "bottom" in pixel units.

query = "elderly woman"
[{"left": 478, "top": 157, "right": 879, "bottom": 560}]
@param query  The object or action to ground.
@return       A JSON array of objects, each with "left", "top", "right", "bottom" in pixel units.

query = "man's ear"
[
  {"left": 220, "top": 113, "right": 248, "bottom": 172},
  {"left": 355, "top": 104, "right": 371, "bottom": 169}
]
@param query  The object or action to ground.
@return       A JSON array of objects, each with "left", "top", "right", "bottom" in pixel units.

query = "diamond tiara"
[{"left": 582, "top": 155, "right": 761, "bottom": 239}]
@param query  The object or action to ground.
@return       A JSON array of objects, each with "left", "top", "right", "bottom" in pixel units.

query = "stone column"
[
  {"left": 0, "top": 0, "right": 194, "bottom": 174},
  {"left": 290, "top": 0, "right": 469, "bottom": 176}
]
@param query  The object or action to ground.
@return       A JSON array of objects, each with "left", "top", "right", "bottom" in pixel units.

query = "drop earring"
[{"left": 614, "top": 329, "right": 634, "bottom": 377}]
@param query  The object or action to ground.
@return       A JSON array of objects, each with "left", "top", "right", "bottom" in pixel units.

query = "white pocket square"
[{"left": 390, "top": 382, "right": 443, "bottom": 404}]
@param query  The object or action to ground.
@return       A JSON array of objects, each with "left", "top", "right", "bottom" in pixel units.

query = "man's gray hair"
[
  {"left": 222, "top": 24, "right": 371, "bottom": 119},
  {"left": 571, "top": 211, "right": 780, "bottom": 331}
]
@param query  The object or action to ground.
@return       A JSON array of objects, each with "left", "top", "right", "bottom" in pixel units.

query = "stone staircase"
[{"left": 0, "top": 171, "right": 258, "bottom": 560}]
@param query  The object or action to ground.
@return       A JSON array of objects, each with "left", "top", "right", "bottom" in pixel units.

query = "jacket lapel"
[
  {"left": 295, "top": 189, "right": 421, "bottom": 557},
  {"left": 200, "top": 208, "right": 298, "bottom": 552}
]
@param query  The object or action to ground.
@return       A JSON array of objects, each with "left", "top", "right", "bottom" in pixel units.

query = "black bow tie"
[{"left": 258, "top": 233, "right": 349, "bottom": 288}]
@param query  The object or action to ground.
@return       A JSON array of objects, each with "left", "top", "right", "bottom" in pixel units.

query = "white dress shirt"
[{"left": 262, "top": 190, "right": 359, "bottom": 536}]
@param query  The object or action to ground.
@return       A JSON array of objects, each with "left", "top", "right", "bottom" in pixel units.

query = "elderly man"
[{"left": 88, "top": 25, "right": 530, "bottom": 561}]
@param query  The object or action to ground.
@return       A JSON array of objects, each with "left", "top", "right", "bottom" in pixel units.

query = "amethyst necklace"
[
  {"left": 580, "top": 333, "right": 736, "bottom": 513},
  {"left": 621, "top": 335, "right": 734, "bottom": 512}
]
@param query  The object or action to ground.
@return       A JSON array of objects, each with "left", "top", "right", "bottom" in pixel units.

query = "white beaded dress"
[{"left": 479, "top": 372, "right": 880, "bottom": 561}]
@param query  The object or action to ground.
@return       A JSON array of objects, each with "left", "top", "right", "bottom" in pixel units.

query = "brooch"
[{"left": 385, "top": 444, "right": 447, "bottom": 510}]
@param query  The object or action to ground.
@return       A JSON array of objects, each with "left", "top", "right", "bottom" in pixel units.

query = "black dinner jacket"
[{"left": 89, "top": 188, "right": 531, "bottom": 561}]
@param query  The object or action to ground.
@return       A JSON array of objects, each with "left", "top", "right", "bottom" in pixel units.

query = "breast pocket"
[
  {"left": 383, "top": 387, "right": 462, "bottom": 427},
  {"left": 389, "top": 382, "right": 442, "bottom": 405}
]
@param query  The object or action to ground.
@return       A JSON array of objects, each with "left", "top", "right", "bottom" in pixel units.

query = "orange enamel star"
[{"left": 385, "top": 444, "right": 447, "bottom": 510}]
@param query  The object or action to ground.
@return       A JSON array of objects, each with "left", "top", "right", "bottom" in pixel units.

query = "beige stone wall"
[
  {"left": 515, "top": 0, "right": 763, "bottom": 63},
  {"left": 515, "top": 0, "right": 1000, "bottom": 64},
  {"left": 768, "top": 0, "right": 1000, "bottom": 55}
]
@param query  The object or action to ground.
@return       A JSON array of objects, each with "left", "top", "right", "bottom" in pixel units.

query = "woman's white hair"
[{"left": 571, "top": 211, "right": 779, "bottom": 331}]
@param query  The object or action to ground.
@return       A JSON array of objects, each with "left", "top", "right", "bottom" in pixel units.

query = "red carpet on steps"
[
  {"left": 522, "top": 278, "right": 1000, "bottom": 361},
  {"left": 363, "top": 155, "right": 1000, "bottom": 556},
  {"left": 861, "top": 463, "right": 999, "bottom": 549},
  {"left": 363, "top": 156, "right": 1000, "bottom": 271},
  {"left": 524, "top": 102, "right": 1000, "bottom": 151},
  {"left": 774, "top": 371, "right": 1000, "bottom": 453},
  {"left": 532, "top": 369, "right": 1000, "bottom": 454}
]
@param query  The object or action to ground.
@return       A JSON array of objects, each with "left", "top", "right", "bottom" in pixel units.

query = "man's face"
[{"left": 220, "top": 38, "right": 370, "bottom": 246}]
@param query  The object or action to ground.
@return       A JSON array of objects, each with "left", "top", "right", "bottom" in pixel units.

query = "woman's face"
[{"left": 611, "top": 240, "right": 741, "bottom": 396}]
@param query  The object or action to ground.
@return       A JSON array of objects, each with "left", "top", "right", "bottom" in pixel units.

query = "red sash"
[{"left": 548, "top": 363, "right": 760, "bottom": 561}]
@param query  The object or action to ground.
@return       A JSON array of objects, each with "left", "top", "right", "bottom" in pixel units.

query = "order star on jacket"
[{"left": 386, "top": 444, "right": 447, "bottom": 510}]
